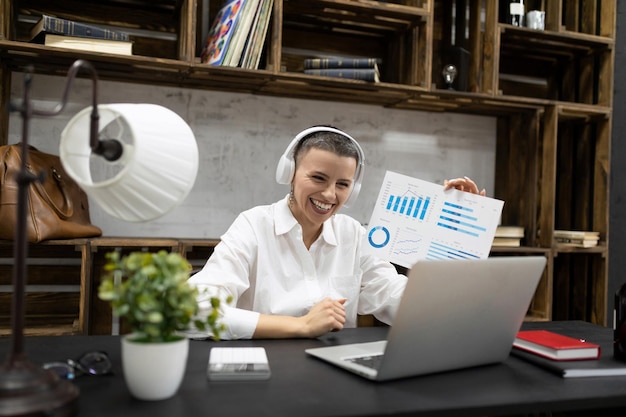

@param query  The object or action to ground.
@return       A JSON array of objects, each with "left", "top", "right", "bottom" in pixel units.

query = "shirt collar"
[{"left": 274, "top": 195, "right": 338, "bottom": 246}]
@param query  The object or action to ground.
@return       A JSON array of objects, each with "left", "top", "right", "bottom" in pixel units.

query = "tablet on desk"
[{"left": 207, "top": 347, "right": 271, "bottom": 381}]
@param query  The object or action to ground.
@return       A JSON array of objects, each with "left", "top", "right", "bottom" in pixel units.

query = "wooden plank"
[
  {"left": 266, "top": 0, "right": 282, "bottom": 73},
  {"left": 284, "top": 0, "right": 429, "bottom": 20},
  {"left": 563, "top": 0, "right": 579, "bottom": 32},
  {"left": 78, "top": 241, "right": 92, "bottom": 335},
  {"left": 599, "top": 0, "right": 616, "bottom": 38},
  {"left": 89, "top": 237, "right": 179, "bottom": 251},
  {"left": 0, "top": 0, "right": 10, "bottom": 40},
  {"left": 195, "top": 0, "right": 210, "bottom": 57},
  {"left": 593, "top": 118, "right": 611, "bottom": 237},
  {"left": 580, "top": 0, "right": 598, "bottom": 35},
  {"left": 493, "top": 111, "right": 540, "bottom": 239},
  {"left": 578, "top": 53, "right": 595, "bottom": 105},
  {"left": 15, "top": 0, "right": 180, "bottom": 35},
  {"left": 0, "top": 63, "right": 10, "bottom": 146},
  {"left": 418, "top": 7, "right": 432, "bottom": 88},
  {"left": 178, "top": 0, "right": 197, "bottom": 62},
  {"left": 178, "top": 239, "right": 219, "bottom": 268},
  {"left": 555, "top": 121, "right": 575, "bottom": 229},
  {"left": 576, "top": 123, "right": 594, "bottom": 230},
  {"left": 552, "top": 253, "right": 571, "bottom": 320},
  {"left": 569, "top": 254, "right": 590, "bottom": 320},
  {"left": 590, "top": 254, "right": 607, "bottom": 325},
  {"left": 544, "top": 0, "right": 562, "bottom": 32},
  {"left": 590, "top": 117, "right": 611, "bottom": 325},
  {"left": 0, "top": 0, "right": 10, "bottom": 146},
  {"left": 529, "top": 254, "right": 553, "bottom": 321},
  {"left": 0, "top": 292, "right": 79, "bottom": 316},
  {"left": 481, "top": 0, "right": 498, "bottom": 95},
  {"left": 538, "top": 106, "right": 558, "bottom": 247},
  {"left": 0, "top": 265, "right": 81, "bottom": 286},
  {"left": 597, "top": 49, "right": 615, "bottom": 108},
  {"left": 467, "top": 0, "right": 481, "bottom": 92}
]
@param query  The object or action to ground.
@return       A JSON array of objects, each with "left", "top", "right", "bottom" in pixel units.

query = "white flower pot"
[{"left": 121, "top": 335, "right": 189, "bottom": 401}]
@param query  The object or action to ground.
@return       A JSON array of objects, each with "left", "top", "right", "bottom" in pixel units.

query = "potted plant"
[{"left": 98, "top": 250, "right": 228, "bottom": 401}]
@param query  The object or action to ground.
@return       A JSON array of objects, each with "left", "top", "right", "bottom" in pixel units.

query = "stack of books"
[
  {"left": 303, "top": 58, "right": 381, "bottom": 82},
  {"left": 30, "top": 15, "right": 133, "bottom": 56},
  {"left": 554, "top": 230, "right": 600, "bottom": 248},
  {"left": 492, "top": 225, "right": 524, "bottom": 247},
  {"left": 201, "top": 0, "right": 274, "bottom": 69}
]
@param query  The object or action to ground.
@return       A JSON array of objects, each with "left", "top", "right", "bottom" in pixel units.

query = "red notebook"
[{"left": 513, "top": 330, "right": 601, "bottom": 361}]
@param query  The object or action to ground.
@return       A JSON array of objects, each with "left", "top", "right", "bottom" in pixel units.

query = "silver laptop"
[{"left": 305, "top": 256, "right": 546, "bottom": 381}]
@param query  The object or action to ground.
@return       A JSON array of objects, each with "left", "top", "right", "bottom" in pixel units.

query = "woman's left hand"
[{"left": 444, "top": 176, "right": 486, "bottom": 196}]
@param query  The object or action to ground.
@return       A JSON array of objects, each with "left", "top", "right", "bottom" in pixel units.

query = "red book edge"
[{"left": 513, "top": 330, "right": 601, "bottom": 361}]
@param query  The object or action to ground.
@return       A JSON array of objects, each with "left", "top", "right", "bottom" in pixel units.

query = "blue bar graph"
[
  {"left": 386, "top": 194, "right": 430, "bottom": 220},
  {"left": 436, "top": 201, "right": 486, "bottom": 237}
]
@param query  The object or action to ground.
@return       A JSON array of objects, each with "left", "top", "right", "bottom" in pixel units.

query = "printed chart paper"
[{"left": 363, "top": 171, "right": 504, "bottom": 268}]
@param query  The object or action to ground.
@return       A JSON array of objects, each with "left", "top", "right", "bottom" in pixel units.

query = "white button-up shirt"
[{"left": 189, "top": 196, "right": 407, "bottom": 339}]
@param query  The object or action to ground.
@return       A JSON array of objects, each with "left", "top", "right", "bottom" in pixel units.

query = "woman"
[{"left": 189, "top": 126, "right": 485, "bottom": 339}]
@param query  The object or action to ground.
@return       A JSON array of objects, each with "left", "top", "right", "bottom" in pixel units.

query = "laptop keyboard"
[{"left": 346, "top": 354, "right": 384, "bottom": 370}]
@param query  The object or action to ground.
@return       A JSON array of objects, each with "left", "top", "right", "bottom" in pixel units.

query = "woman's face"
[{"left": 290, "top": 148, "right": 357, "bottom": 230}]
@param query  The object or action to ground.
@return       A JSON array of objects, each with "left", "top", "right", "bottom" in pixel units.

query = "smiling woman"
[
  {"left": 289, "top": 132, "right": 359, "bottom": 247},
  {"left": 290, "top": 147, "right": 357, "bottom": 247},
  {"left": 187, "top": 126, "right": 485, "bottom": 341}
]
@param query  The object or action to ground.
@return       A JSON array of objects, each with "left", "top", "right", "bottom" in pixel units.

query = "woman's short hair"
[{"left": 293, "top": 128, "right": 361, "bottom": 166}]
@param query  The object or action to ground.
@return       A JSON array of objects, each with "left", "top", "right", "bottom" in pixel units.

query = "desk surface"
[{"left": 2, "top": 321, "right": 626, "bottom": 417}]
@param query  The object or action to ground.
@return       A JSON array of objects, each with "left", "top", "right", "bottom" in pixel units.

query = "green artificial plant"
[{"left": 98, "top": 250, "right": 229, "bottom": 343}]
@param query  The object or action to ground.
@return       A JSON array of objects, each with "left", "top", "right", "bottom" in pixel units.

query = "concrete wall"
[{"left": 8, "top": 73, "right": 496, "bottom": 238}]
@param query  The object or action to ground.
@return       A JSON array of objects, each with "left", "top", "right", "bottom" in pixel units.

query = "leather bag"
[{"left": 0, "top": 144, "right": 102, "bottom": 242}]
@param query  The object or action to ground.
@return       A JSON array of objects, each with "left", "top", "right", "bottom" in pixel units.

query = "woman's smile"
[{"left": 310, "top": 198, "right": 334, "bottom": 213}]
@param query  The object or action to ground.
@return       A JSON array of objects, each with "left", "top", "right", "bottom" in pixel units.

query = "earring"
[{"left": 289, "top": 187, "right": 295, "bottom": 208}]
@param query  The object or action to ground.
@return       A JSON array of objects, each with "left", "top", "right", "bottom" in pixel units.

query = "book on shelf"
[
  {"left": 513, "top": 330, "right": 600, "bottom": 361},
  {"left": 201, "top": 0, "right": 247, "bottom": 65},
  {"left": 493, "top": 225, "right": 524, "bottom": 246},
  {"left": 241, "top": 0, "right": 274, "bottom": 69},
  {"left": 553, "top": 230, "right": 600, "bottom": 240},
  {"left": 30, "top": 14, "right": 130, "bottom": 42},
  {"left": 492, "top": 237, "right": 521, "bottom": 247},
  {"left": 554, "top": 237, "right": 599, "bottom": 248},
  {"left": 303, "top": 68, "right": 380, "bottom": 82},
  {"left": 223, "top": 0, "right": 261, "bottom": 67},
  {"left": 495, "top": 225, "right": 524, "bottom": 238},
  {"left": 303, "top": 58, "right": 382, "bottom": 70},
  {"left": 553, "top": 230, "right": 600, "bottom": 248},
  {"left": 43, "top": 34, "right": 133, "bottom": 55}
]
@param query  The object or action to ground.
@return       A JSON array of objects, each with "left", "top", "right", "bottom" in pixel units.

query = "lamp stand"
[{"left": 0, "top": 61, "right": 107, "bottom": 417}]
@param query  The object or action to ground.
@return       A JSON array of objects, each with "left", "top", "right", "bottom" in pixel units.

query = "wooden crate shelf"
[{"left": 0, "top": 0, "right": 616, "bottom": 328}]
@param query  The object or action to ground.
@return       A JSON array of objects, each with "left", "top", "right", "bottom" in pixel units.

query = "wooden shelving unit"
[{"left": 0, "top": 0, "right": 615, "bottom": 333}]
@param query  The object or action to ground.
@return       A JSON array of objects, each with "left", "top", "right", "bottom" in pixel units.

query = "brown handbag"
[{"left": 0, "top": 144, "right": 102, "bottom": 242}]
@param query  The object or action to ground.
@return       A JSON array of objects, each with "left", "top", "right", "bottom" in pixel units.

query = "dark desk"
[{"left": 2, "top": 321, "right": 626, "bottom": 417}]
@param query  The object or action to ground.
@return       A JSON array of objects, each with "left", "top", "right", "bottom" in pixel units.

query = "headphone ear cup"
[
  {"left": 343, "top": 180, "right": 361, "bottom": 208},
  {"left": 275, "top": 154, "right": 295, "bottom": 184}
]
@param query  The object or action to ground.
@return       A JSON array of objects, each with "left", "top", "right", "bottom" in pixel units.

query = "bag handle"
[
  {"left": 31, "top": 165, "right": 74, "bottom": 220},
  {"left": 2, "top": 143, "right": 75, "bottom": 219}
]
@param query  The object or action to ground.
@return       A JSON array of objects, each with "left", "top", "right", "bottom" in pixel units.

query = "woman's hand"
[
  {"left": 253, "top": 297, "right": 347, "bottom": 339},
  {"left": 299, "top": 298, "right": 347, "bottom": 337},
  {"left": 444, "top": 176, "right": 486, "bottom": 196}
]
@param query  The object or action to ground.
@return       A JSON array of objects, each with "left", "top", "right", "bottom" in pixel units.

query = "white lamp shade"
[{"left": 60, "top": 104, "right": 199, "bottom": 222}]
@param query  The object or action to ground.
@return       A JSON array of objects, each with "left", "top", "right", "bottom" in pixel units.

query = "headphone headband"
[{"left": 275, "top": 126, "right": 364, "bottom": 208}]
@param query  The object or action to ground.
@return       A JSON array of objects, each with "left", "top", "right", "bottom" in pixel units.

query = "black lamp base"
[{"left": 0, "top": 356, "right": 79, "bottom": 417}]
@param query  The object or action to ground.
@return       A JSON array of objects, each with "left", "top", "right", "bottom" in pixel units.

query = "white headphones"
[{"left": 275, "top": 126, "right": 365, "bottom": 208}]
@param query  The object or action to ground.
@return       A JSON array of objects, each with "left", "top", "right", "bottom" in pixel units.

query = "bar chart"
[
  {"left": 364, "top": 171, "right": 503, "bottom": 268},
  {"left": 385, "top": 193, "right": 431, "bottom": 220}
]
